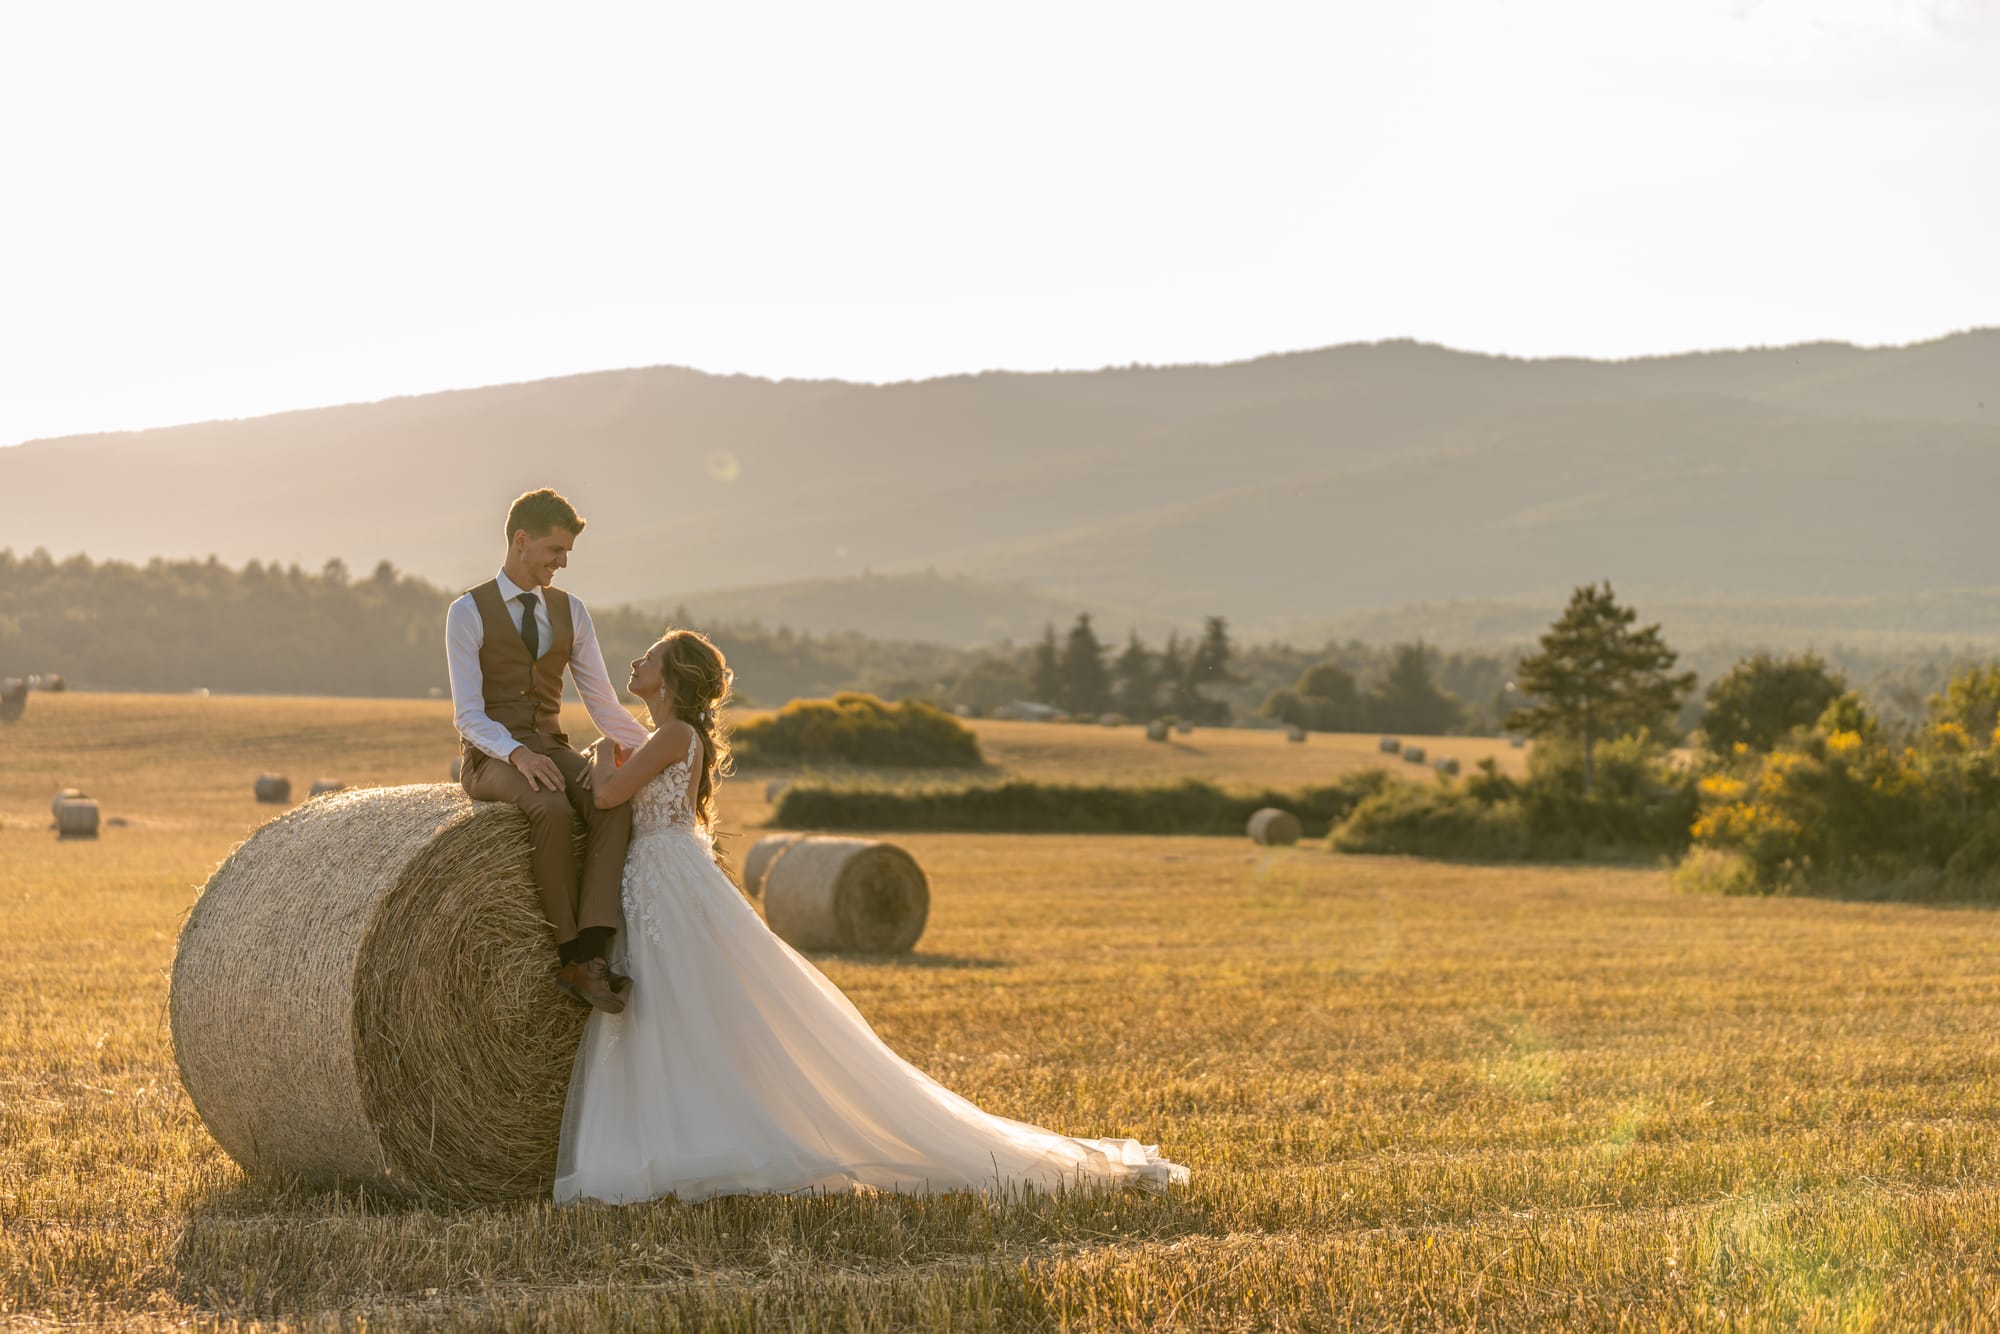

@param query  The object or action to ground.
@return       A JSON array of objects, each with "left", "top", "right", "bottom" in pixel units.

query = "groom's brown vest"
[{"left": 468, "top": 579, "right": 576, "bottom": 744}]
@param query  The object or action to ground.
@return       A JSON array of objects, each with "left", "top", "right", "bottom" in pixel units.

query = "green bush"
[
  {"left": 773, "top": 772, "right": 1392, "bottom": 837},
  {"left": 733, "top": 692, "right": 983, "bottom": 768},
  {"left": 1680, "top": 670, "right": 2000, "bottom": 898},
  {"left": 1331, "top": 735, "right": 1696, "bottom": 863}
]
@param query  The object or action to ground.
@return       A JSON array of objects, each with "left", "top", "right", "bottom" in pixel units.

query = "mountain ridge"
[{"left": 7, "top": 330, "right": 1994, "bottom": 632}]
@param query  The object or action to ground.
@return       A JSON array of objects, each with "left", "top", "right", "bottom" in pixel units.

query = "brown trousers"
[{"left": 461, "top": 734, "right": 630, "bottom": 945}]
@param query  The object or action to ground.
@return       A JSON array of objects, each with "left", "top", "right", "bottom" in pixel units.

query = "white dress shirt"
[{"left": 445, "top": 569, "right": 652, "bottom": 761}]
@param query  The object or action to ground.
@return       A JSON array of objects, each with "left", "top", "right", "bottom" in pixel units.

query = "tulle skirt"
[{"left": 554, "top": 827, "right": 1187, "bottom": 1204}]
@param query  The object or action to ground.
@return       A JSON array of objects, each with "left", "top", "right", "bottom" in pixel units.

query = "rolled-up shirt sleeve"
[
  {"left": 569, "top": 597, "right": 651, "bottom": 750},
  {"left": 446, "top": 594, "right": 523, "bottom": 761}
]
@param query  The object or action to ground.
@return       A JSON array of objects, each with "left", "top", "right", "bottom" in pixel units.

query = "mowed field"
[{"left": 8, "top": 694, "right": 2000, "bottom": 1330}]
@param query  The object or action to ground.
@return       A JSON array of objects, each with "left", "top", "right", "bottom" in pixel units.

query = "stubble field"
[{"left": 6, "top": 694, "right": 2000, "bottom": 1330}]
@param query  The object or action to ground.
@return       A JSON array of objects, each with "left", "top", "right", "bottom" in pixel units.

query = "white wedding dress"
[{"left": 554, "top": 736, "right": 1188, "bottom": 1204}]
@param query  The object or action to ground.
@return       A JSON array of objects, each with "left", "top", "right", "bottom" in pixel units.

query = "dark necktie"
[{"left": 517, "top": 592, "right": 540, "bottom": 659}]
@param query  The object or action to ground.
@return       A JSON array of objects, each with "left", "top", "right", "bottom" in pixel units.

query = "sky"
[{"left": 0, "top": 0, "right": 1995, "bottom": 447}]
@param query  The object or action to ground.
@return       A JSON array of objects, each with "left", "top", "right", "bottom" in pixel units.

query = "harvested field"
[{"left": 7, "top": 693, "right": 2000, "bottom": 1329}]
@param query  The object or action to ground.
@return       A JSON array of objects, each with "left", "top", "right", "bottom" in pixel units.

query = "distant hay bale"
[
  {"left": 30, "top": 673, "right": 66, "bottom": 692},
  {"left": 308, "top": 780, "right": 346, "bottom": 797},
  {"left": 764, "top": 779, "right": 791, "bottom": 803},
  {"left": 1378, "top": 737, "right": 1402, "bottom": 754},
  {"left": 0, "top": 679, "right": 25, "bottom": 723},
  {"left": 1510, "top": 736, "right": 1527, "bottom": 749},
  {"left": 740, "top": 832, "right": 807, "bottom": 899},
  {"left": 53, "top": 787, "right": 86, "bottom": 818},
  {"left": 254, "top": 774, "right": 292, "bottom": 804},
  {"left": 1247, "top": 808, "right": 1303, "bottom": 846},
  {"left": 1402, "top": 746, "right": 1428, "bottom": 764},
  {"left": 1100, "top": 714, "right": 1127, "bottom": 728},
  {"left": 55, "top": 798, "right": 100, "bottom": 839},
  {"left": 761, "top": 837, "right": 929, "bottom": 953},
  {"left": 1146, "top": 720, "right": 1169, "bottom": 742},
  {"left": 1286, "top": 725, "right": 1307, "bottom": 743},
  {"left": 1175, "top": 721, "right": 1195, "bottom": 736},
  {"left": 1433, "top": 756, "right": 1461, "bottom": 777},
  {"left": 169, "top": 784, "right": 588, "bottom": 1203}
]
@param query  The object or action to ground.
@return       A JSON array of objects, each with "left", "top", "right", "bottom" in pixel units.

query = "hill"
[{"left": 4, "top": 332, "right": 1996, "bottom": 631}]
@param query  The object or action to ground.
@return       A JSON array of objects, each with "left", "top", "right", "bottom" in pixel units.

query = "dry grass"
[{"left": 7, "top": 694, "right": 2000, "bottom": 1329}]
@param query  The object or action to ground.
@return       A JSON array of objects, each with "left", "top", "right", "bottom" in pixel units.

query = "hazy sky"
[{"left": 1, "top": 0, "right": 1995, "bottom": 446}]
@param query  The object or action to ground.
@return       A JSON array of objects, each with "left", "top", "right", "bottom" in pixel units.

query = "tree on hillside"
[
  {"left": 1168, "top": 615, "right": 1238, "bottom": 724},
  {"left": 1507, "top": 582, "right": 1696, "bottom": 791},
  {"left": 1112, "top": 630, "right": 1160, "bottom": 720},
  {"left": 1368, "top": 642, "right": 1467, "bottom": 735},
  {"left": 1032, "top": 624, "right": 1063, "bottom": 706},
  {"left": 1700, "top": 652, "right": 1847, "bottom": 754},
  {"left": 1059, "top": 613, "right": 1112, "bottom": 714}
]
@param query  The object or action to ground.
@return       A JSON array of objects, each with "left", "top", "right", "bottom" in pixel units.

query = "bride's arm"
[{"left": 591, "top": 720, "right": 695, "bottom": 810}]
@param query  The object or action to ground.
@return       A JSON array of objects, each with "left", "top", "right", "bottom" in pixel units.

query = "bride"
[{"left": 555, "top": 628, "right": 1188, "bottom": 1204}]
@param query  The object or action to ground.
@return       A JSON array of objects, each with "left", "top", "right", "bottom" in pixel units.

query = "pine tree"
[
  {"left": 1507, "top": 582, "right": 1696, "bottom": 791},
  {"left": 1059, "top": 613, "right": 1112, "bottom": 714},
  {"left": 1031, "top": 623, "right": 1063, "bottom": 706},
  {"left": 1160, "top": 631, "right": 1201, "bottom": 719},
  {"left": 1111, "top": 630, "right": 1160, "bottom": 720}
]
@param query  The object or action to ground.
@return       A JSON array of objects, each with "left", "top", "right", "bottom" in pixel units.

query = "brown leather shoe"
[{"left": 556, "top": 958, "right": 626, "bottom": 1013}]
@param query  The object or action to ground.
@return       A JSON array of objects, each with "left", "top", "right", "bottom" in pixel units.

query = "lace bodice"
[{"left": 629, "top": 733, "right": 703, "bottom": 839}]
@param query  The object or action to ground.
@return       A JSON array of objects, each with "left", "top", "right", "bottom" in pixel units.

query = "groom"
[{"left": 445, "top": 487, "right": 651, "bottom": 1013}]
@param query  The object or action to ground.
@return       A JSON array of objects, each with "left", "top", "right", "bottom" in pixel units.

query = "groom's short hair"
[{"left": 505, "top": 489, "right": 586, "bottom": 542}]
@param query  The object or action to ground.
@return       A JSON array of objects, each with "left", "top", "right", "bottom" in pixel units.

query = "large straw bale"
[
  {"left": 56, "top": 798, "right": 100, "bottom": 839},
  {"left": 169, "top": 784, "right": 588, "bottom": 1202},
  {"left": 0, "top": 679, "right": 25, "bottom": 723},
  {"left": 53, "top": 787, "right": 86, "bottom": 818},
  {"left": 1433, "top": 756, "right": 1462, "bottom": 777},
  {"left": 1378, "top": 737, "right": 1402, "bottom": 754},
  {"left": 1146, "top": 720, "right": 1169, "bottom": 742},
  {"left": 1247, "top": 808, "right": 1303, "bottom": 846},
  {"left": 1286, "top": 725, "right": 1307, "bottom": 743},
  {"left": 254, "top": 774, "right": 292, "bottom": 804},
  {"left": 761, "top": 837, "right": 929, "bottom": 953},
  {"left": 1402, "top": 745, "right": 1428, "bottom": 765},
  {"left": 740, "top": 832, "right": 807, "bottom": 898}
]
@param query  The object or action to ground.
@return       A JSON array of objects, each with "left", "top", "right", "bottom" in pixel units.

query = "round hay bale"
[
  {"left": 169, "top": 784, "right": 588, "bottom": 1202},
  {"left": 1433, "top": 756, "right": 1461, "bottom": 777},
  {"left": 52, "top": 787, "right": 86, "bottom": 818},
  {"left": 1175, "top": 721, "right": 1195, "bottom": 735},
  {"left": 308, "top": 779, "right": 346, "bottom": 797},
  {"left": 0, "top": 679, "right": 25, "bottom": 723},
  {"left": 1286, "top": 725, "right": 1307, "bottom": 743},
  {"left": 1402, "top": 745, "right": 1428, "bottom": 765},
  {"left": 55, "top": 798, "right": 100, "bottom": 839},
  {"left": 1378, "top": 736, "right": 1402, "bottom": 754},
  {"left": 1510, "top": 736, "right": 1527, "bottom": 749},
  {"left": 740, "top": 832, "right": 808, "bottom": 899},
  {"left": 1247, "top": 808, "right": 1303, "bottom": 846},
  {"left": 1145, "top": 719, "right": 1169, "bottom": 742},
  {"left": 1100, "top": 713, "right": 1127, "bottom": 728},
  {"left": 761, "top": 837, "right": 929, "bottom": 953},
  {"left": 254, "top": 774, "right": 292, "bottom": 804},
  {"left": 764, "top": 779, "right": 791, "bottom": 803}
]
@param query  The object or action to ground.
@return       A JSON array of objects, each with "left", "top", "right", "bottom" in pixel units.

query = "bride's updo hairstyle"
[{"left": 658, "top": 628, "right": 734, "bottom": 834}]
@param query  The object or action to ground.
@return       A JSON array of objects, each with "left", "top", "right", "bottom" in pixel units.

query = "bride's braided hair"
[{"left": 659, "top": 627, "right": 733, "bottom": 834}]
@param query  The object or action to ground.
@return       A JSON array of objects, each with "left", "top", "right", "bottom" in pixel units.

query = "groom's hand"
[{"left": 509, "top": 747, "right": 565, "bottom": 792}]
